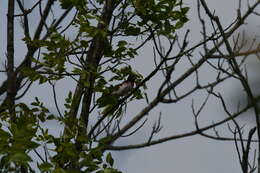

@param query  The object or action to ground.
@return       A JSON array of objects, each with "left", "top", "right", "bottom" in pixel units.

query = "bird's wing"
[{"left": 111, "top": 82, "right": 133, "bottom": 96}]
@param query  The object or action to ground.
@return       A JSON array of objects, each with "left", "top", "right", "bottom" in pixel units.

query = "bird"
[
  {"left": 98, "top": 74, "right": 137, "bottom": 116},
  {"left": 110, "top": 74, "right": 136, "bottom": 97}
]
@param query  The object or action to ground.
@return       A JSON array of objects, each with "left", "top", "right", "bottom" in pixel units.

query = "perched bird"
[
  {"left": 99, "top": 74, "right": 136, "bottom": 116},
  {"left": 110, "top": 74, "right": 136, "bottom": 97}
]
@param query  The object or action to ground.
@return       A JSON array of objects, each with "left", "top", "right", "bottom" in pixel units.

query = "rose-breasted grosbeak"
[
  {"left": 110, "top": 75, "right": 136, "bottom": 96},
  {"left": 99, "top": 74, "right": 136, "bottom": 116}
]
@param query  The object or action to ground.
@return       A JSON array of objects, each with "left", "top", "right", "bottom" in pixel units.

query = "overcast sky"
[
  {"left": 114, "top": 1, "right": 259, "bottom": 172},
  {"left": 1, "top": 0, "right": 260, "bottom": 173}
]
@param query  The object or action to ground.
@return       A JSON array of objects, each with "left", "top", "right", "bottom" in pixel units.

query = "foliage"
[
  {"left": 0, "top": 0, "right": 189, "bottom": 172},
  {"left": 1, "top": 0, "right": 260, "bottom": 172}
]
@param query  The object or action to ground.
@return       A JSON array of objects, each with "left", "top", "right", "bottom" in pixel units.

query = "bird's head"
[{"left": 127, "top": 74, "right": 136, "bottom": 82}]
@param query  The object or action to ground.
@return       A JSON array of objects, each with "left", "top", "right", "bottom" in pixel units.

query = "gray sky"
[
  {"left": 1, "top": 0, "right": 260, "bottom": 173},
  {"left": 113, "top": 1, "right": 259, "bottom": 172}
]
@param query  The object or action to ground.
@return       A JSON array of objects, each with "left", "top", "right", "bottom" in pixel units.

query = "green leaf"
[
  {"left": 117, "top": 41, "right": 128, "bottom": 47},
  {"left": 39, "top": 76, "right": 48, "bottom": 84},
  {"left": 38, "top": 162, "right": 53, "bottom": 171},
  {"left": 90, "top": 148, "right": 103, "bottom": 161},
  {"left": 181, "top": 7, "right": 190, "bottom": 14},
  {"left": 22, "top": 67, "right": 40, "bottom": 82},
  {"left": 86, "top": 165, "right": 100, "bottom": 172},
  {"left": 59, "top": 0, "right": 73, "bottom": 9},
  {"left": 175, "top": 21, "right": 184, "bottom": 29},
  {"left": 80, "top": 40, "right": 89, "bottom": 47},
  {"left": 104, "top": 168, "right": 113, "bottom": 173},
  {"left": 27, "top": 141, "right": 40, "bottom": 149},
  {"left": 53, "top": 168, "right": 66, "bottom": 173},
  {"left": 95, "top": 78, "right": 107, "bottom": 92},
  {"left": 9, "top": 152, "right": 32, "bottom": 164},
  {"left": 124, "top": 26, "right": 141, "bottom": 36},
  {"left": 106, "top": 153, "right": 114, "bottom": 167},
  {"left": 0, "top": 129, "right": 11, "bottom": 140},
  {"left": 104, "top": 168, "right": 122, "bottom": 173}
]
